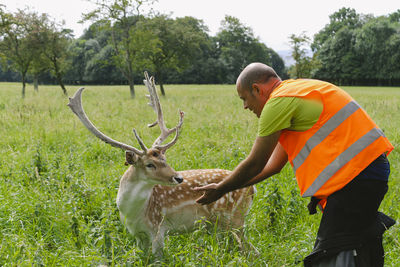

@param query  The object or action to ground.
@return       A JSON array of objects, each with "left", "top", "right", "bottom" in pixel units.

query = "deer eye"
[
  {"left": 152, "top": 152, "right": 159, "bottom": 157},
  {"left": 146, "top": 163, "right": 156, "bottom": 169}
]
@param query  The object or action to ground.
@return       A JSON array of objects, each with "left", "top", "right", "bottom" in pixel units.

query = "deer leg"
[
  {"left": 151, "top": 216, "right": 166, "bottom": 256},
  {"left": 151, "top": 228, "right": 165, "bottom": 257},
  {"left": 135, "top": 231, "right": 152, "bottom": 253}
]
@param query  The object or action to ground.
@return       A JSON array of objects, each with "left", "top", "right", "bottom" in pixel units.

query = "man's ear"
[
  {"left": 252, "top": 83, "right": 260, "bottom": 95},
  {"left": 125, "top": 151, "right": 138, "bottom": 166}
]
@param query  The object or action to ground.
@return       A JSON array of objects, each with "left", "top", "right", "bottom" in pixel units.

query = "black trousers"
[{"left": 304, "top": 155, "right": 395, "bottom": 267}]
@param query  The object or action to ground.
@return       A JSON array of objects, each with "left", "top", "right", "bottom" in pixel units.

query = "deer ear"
[{"left": 125, "top": 151, "right": 138, "bottom": 165}]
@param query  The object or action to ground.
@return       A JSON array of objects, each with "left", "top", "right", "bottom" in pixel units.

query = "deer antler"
[
  {"left": 143, "top": 72, "right": 184, "bottom": 152},
  {"left": 67, "top": 87, "right": 145, "bottom": 155}
]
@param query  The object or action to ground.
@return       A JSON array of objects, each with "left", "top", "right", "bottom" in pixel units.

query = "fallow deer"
[{"left": 67, "top": 72, "right": 255, "bottom": 255}]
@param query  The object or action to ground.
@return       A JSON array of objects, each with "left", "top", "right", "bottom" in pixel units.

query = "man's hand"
[
  {"left": 194, "top": 132, "right": 281, "bottom": 205},
  {"left": 194, "top": 183, "right": 225, "bottom": 205}
]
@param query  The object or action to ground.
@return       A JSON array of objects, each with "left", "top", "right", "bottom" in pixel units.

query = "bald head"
[{"left": 236, "top": 63, "right": 280, "bottom": 92}]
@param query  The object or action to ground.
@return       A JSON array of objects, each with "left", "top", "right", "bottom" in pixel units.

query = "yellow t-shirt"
[{"left": 258, "top": 96, "right": 323, "bottom": 137}]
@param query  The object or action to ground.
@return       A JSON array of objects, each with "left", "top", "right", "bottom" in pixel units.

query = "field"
[{"left": 0, "top": 83, "right": 399, "bottom": 266}]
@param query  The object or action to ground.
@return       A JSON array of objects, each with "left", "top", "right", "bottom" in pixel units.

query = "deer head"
[{"left": 67, "top": 72, "right": 184, "bottom": 185}]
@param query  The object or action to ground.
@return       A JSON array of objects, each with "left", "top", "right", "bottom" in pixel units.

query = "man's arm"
[
  {"left": 241, "top": 142, "right": 288, "bottom": 188},
  {"left": 195, "top": 131, "right": 281, "bottom": 205}
]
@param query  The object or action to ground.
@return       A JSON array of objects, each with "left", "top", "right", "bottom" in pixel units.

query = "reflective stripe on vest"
[
  {"left": 292, "top": 101, "right": 360, "bottom": 172},
  {"left": 302, "top": 127, "right": 385, "bottom": 197}
]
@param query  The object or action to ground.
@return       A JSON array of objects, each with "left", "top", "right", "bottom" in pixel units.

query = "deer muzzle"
[{"left": 172, "top": 174, "right": 184, "bottom": 184}]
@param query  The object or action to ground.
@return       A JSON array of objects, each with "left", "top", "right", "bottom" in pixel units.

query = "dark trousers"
[{"left": 304, "top": 155, "right": 395, "bottom": 267}]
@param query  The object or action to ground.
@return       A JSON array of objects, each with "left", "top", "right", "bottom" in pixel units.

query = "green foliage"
[
  {"left": 27, "top": 13, "right": 54, "bottom": 90},
  {"left": 288, "top": 32, "right": 317, "bottom": 79},
  {"left": 135, "top": 15, "right": 210, "bottom": 94},
  {"left": 215, "top": 16, "right": 285, "bottom": 83},
  {"left": 0, "top": 7, "right": 40, "bottom": 97},
  {"left": 31, "top": 17, "right": 73, "bottom": 95},
  {"left": 65, "top": 14, "right": 286, "bottom": 86},
  {"left": 0, "top": 6, "right": 73, "bottom": 96},
  {"left": 355, "top": 16, "right": 400, "bottom": 84},
  {"left": 311, "top": 8, "right": 400, "bottom": 86},
  {"left": 0, "top": 83, "right": 398, "bottom": 265},
  {"left": 81, "top": 0, "right": 155, "bottom": 97},
  {"left": 1, "top": 3, "right": 287, "bottom": 88},
  {"left": 312, "top": 7, "right": 364, "bottom": 52}
]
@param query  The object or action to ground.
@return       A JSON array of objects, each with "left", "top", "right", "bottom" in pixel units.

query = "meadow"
[{"left": 0, "top": 82, "right": 399, "bottom": 266}]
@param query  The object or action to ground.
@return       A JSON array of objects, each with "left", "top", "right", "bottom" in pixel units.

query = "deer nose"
[{"left": 173, "top": 175, "right": 183, "bottom": 184}]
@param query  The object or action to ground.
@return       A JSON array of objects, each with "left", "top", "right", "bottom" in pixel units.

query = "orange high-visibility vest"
[{"left": 270, "top": 79, "right": 394, "bottom": 200}]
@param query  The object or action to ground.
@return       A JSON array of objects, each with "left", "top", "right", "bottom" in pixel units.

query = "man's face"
[{"left": 237, "top": 84, "right": 265, "bottom": 118}]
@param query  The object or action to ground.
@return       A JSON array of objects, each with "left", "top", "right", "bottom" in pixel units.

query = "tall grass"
[{"left": 0, "top": 83, "right": 399, "bottom": 266}]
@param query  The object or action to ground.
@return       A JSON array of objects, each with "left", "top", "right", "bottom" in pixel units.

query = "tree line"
[
  {"left": 1, "top": 1, "right": 399, "bottom": 98},
  {"left": 290, "top": 8, "right": 400, "bottom": 86},
  {"left": 0, "top": 0, "right": 286, "bottom": 97}
]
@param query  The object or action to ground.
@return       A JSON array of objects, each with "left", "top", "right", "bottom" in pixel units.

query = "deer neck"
[{"left": 117, "top": 166, "right": 155, "bottom": 221}]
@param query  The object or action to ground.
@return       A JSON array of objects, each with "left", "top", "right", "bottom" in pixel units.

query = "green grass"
[{"left": 0, "top": 83, "right": 399, "bottom": 266}]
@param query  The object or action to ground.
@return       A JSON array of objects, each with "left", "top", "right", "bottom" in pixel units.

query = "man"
[{"left": 195, "top": 62, "right": 395, "bottom": 266}]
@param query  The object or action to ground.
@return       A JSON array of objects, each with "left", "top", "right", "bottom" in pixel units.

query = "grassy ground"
[{"left": 0, "top": 83, "right": 399, "bottom": 266}]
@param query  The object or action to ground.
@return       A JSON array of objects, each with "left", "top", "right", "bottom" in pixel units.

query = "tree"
[
  {"left": 29, "top": 51, "right": 50, "bottom": 92},
  {"left": 268, "top": 48, "right": 287, "bottom": 80},
  {"left": 355, "top": 15, "right": 400, "bottom": 85},
  {"left": 66, "top": 39, "right": 87, "bottom": 84},
  {"left": 65, "top": 23, "right": 126, "bottom": 85},
  {"left": 288, "top": 32, "right": 314, "bottom": 78},
  {"left": 389, "top": 9, "right": 400, "bottom": 23},
  {"left": 169, "top": 35, "right": 226, "bottom": 84},
  {"left": 84, "top": 43, "right": 125, "bottom": 84},
  {"left": 82, "top": 0, "right": 154, "bottom": 98},
  {"left": 67, "top": 25, "right": 123, "bottom": 85},
  {"left": 28, "top": 12, "right": 53, "bottom": 91},
  {"left": 31, "top": 15, "right": 73, "bottom": 95},
  {"left": 215, "top": 16, "right": 284, "bottom": 83},
  {"left": 313, "top": 26, "right": 361, "bottom": 84},
  {"left": 312, "top": 8, "right": 400, "bottom": 85},
  {"left": 311, "top": 8, "right": 367, "bottom": 85},
  {"left": 137, "top": 15, "right": 209, "bottom": 95},
  {"left": 0, "top": 7, "right": 37, "bottom": 97},
  {"left": 312, "top": 7, "right": 363, "bottom": 52}
]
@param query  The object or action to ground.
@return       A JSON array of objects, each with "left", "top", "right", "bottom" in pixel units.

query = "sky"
[{"left": 2, "top": 0, "right": 399, "bottom": 52}]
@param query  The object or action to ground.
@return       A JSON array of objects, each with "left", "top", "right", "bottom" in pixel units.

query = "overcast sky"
[{"left": 2, "top": 0, "right": 399, "bottom": 51}]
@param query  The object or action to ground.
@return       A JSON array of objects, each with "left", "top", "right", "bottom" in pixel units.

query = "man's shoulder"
[
  {"left": 281, "top": 79, "right": 331, "bottom": 86},
  {"left": 272, "top": 79, "right": 335, "bottom": 98}
]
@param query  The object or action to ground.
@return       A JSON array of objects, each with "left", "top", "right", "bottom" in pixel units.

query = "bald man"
[{"left": 195, "top": 62, "right": 395, "bottom": 266}]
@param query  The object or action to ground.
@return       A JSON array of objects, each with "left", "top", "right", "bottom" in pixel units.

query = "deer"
[{"left": 67, "top": 72, "right": 255, "bottom": 255}]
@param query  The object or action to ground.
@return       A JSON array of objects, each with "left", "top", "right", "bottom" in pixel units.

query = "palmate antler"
[
  {"left": 67, "top": 73, "right": 184, "bottom": 155},
  {"left": 143, "top": 72, "right": 184, "bottom": 152}
]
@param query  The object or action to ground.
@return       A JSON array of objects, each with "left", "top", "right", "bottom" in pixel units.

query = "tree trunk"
[
  {"left": 156, "top": 70, "right": 166, "bottom": 96},
  {"left": 33, "top": 75, "right": 39, "bottom": 92},
  {"left": 159, "top": 81, "right": 165, "bottom": 96},
  {"left": 53, "top": 60, "right": 67, "bottom": 96},
  {"left": 60, "top": 81, "right": 67, "bottom": 95},
  {"left": 111, "top": 29, "right": 135, "bottom": 98},
  {"left": 21, "top": 74, "right": 26, "bottom": 98},
  {"left": 128, "top": 77, "right": 135, "bottom": 98},
  {"left": 57, "top": 74, "right": 68, "bottom": 96}
]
